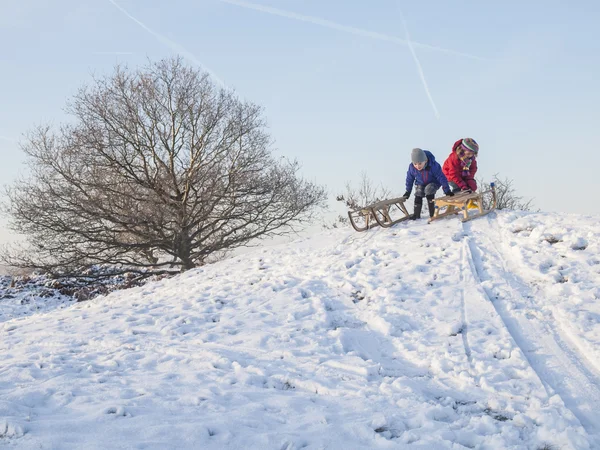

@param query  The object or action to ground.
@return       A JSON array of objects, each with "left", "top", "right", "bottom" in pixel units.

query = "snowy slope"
[{"left": 1, "top": 211, "right": 599, "bottom": 449}]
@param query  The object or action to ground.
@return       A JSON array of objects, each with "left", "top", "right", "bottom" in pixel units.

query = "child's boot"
[
  {"left": 411, "top": 196, "right": 423, "bottom": 220},
  {"left": 426, "top": 194, "right": 436, "bottom": 218}
]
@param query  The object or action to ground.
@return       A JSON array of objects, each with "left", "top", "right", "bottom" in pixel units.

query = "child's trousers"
[{"left": 414, "top": 183, "right": 441, "bottom": 197}]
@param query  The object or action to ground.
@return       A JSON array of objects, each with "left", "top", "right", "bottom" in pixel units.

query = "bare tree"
[
  {"left": 324, "top": 172, "right": 392, "bottom": 228},
  {"left": 2, "top": 57, "right": 326, "bottom": 276},
  {"left": 338, "top": 171, "right": 392, "bottom": 211},
  {"left": 478, "top": 174, "right": 536, "bottom": 211}
]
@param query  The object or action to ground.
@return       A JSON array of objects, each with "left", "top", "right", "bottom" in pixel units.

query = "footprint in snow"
[
  {"left": 345, "top": 258, "right": 362, "bottom": 269},
  {"left": 570, "top": 237, "right": 588, "bottom": 250},
  {"left": 104, "top": 406, "right": 131, "bottom": 417},
  {"left": 452, "top": 232, "right": 466, "bottom": 242}
]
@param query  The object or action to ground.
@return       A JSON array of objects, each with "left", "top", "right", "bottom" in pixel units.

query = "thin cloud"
[
  {"left": 218, "top": 0, "right": 488, "bottom": 61},
  {"left": 107, "top": 0, "right": 225, "bottom": 86},
  {"left": 399, "top": 8, "right": 440, "bottom": 119}
]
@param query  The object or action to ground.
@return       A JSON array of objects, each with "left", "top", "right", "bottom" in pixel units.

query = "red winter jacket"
[{"left": 442, "top": 140, "right": 478, "bottom": 191}]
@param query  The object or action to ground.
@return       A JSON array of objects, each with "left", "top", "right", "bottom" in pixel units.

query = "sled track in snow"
[
  {"left": 458, "top": 246, "right": 473, "bottom": 364},
  {"left": 464, "top": 217, "right": 600, "bottom": 447}
]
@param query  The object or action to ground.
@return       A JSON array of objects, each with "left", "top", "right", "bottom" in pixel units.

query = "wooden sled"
[
  {"left": 428, "top": 183, "right": 497, "bottom": 223},
  {"left": 348, "top": 197, "right": 411, "bottom": 232}
]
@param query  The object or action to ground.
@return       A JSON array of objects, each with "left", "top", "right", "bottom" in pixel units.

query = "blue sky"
[{"left": 1, "top": 0, "right": 600, "bottom": 242}]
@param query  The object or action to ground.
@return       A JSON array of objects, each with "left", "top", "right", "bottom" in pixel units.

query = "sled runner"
[
  {"left": 428, "top": 183, "right": 497, "bottom": 223},
  {"left": 348, "top": 197, "right": 411, "bottom": 232}
]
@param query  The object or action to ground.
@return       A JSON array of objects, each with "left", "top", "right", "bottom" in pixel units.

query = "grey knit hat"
[{"left": 411, "top": 148, "right": 427, "bottom": 164}]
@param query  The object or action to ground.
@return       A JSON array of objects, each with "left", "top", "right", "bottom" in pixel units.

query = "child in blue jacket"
[{"left": 403, "top": 148, "right": 453, "bottom": 219}]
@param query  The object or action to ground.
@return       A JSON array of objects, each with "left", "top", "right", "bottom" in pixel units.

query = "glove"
[
  {"left": 402, "top": 191, "right": 410, "bottom": 200},
  {"left": 445, "top": 191, "right": 454, "bottom": 197},
  {"left": 461, "top": 188, "right": 472, "bottom": 194}
]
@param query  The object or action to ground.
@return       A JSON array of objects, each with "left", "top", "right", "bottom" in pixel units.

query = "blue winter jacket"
[{"left": 405, "top": 150, "right": 451, "bottom": 194}]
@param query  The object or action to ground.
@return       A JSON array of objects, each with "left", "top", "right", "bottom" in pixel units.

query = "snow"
[{"left": 1, "top": 210, "right": 599, "bottom": 449}]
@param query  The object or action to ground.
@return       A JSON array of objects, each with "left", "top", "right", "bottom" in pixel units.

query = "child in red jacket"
[{"left": 442, "top": 138, "right": 479, "bottom": 193}]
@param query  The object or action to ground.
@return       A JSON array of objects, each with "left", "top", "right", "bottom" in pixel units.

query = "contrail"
[
  {"left": 218, "top": 0, "right": 487, "bottom": 61},
  {"left": 398, "top": 8, "right": 439, "bottom": 119},
  {"left": 107, "top": 0, "right": 226, "bottom": 86}
]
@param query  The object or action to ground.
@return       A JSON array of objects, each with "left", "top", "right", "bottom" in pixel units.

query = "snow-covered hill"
[{"left": 1, "top": 211, "right": 599, "bottom": 449}]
